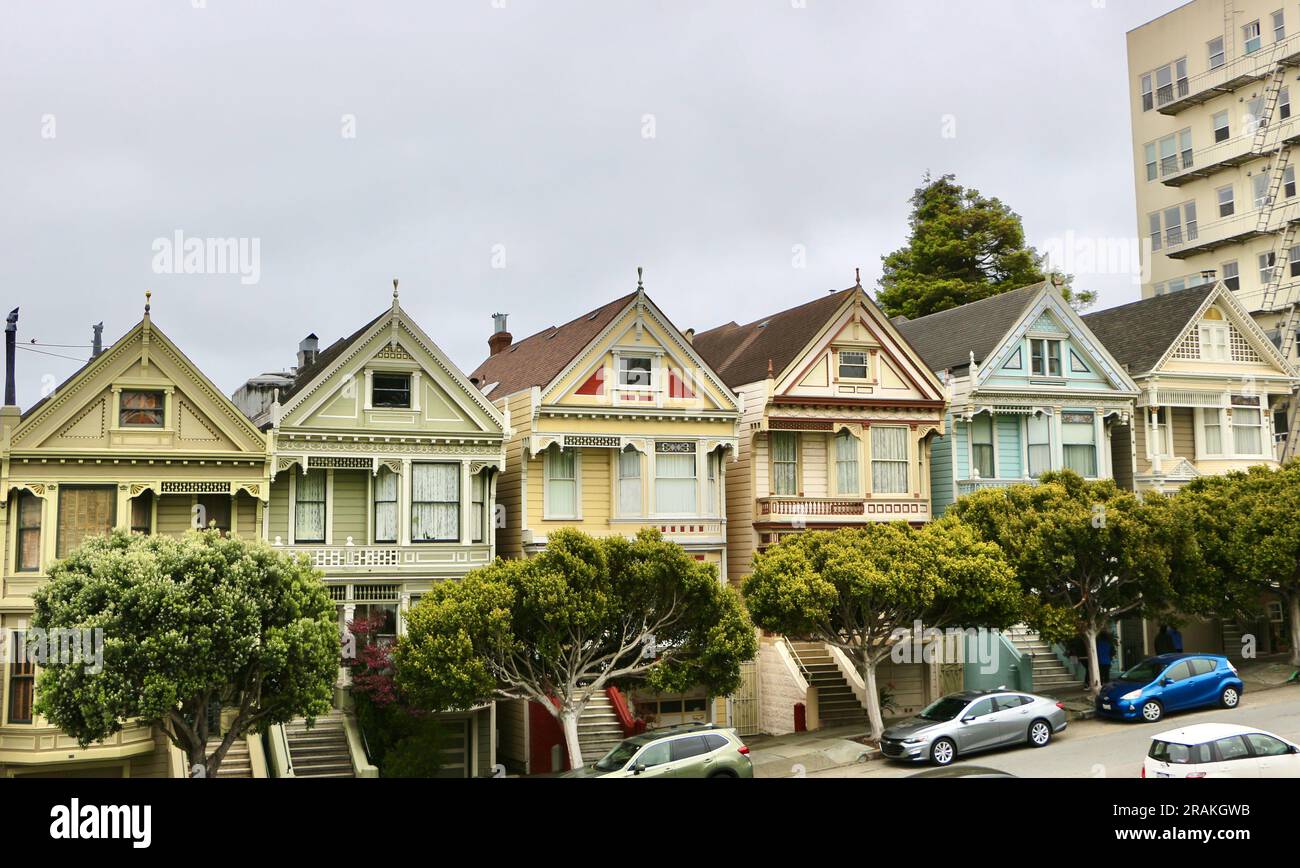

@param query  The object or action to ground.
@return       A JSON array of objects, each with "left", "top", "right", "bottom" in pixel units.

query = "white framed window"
[
  {"left": 706, "top": 450, "right": 721, "bottom": 515},
  {"left": 771, "top": 432, "right": 798, "bottom": 496},
  {"left": 654, "top": 444, "right": 697, "bottom": 515},
  {"left": 1222, "top": 260, "right": 1240, "bottom": 291},
  {"left": 543, "top": 445, "right": 579, "bottom": 519},
  {"left": 1208, "top": 36, "right": 1226, "bottom": 69},
  {"left": 1061, "top": 412, "right": 1097, "bottom": 478},
  {"left": 1260, "top": 251, "right": 1277, "bottom": 285},
  {"left": 1141, "top": 73, "right": 1154, "bottom": 112},
  {"left": 838, "top": 350, "right": 869, "bottom": 380},
  {"left": 1213, "top": 110, "right": 1230, "bottom": 143},
  {"left": 617, "top": 447, "right": 642, "bottom": 516},
  {"left": 1027, "top": 413, "right": 1051, "bottom": 479},
  {"left": 618, "top": 356, "right": 654, "bottom": 389},
  {"left": 1218, "top": 185, "right": 1235, "bottom": 218},
  {"left": 1144, "top": 143, "right": 1158, "bottom": 181},
  {"left": 970, "top": 414, "right": 995, "bottom": 479},
  {"left": 295, "top": 468, "right": 327, "bottom": 543},
  {"left": 1148, "top": 212, "right": 1163, "bottom": 252},
  {"left": 1231, "top": 398, "right": 1265, "bottom": 455},
  {"left": 1253, "top": 171, "right": 1272, "bottom": 209},
  {"left": 1199, "top": 407, "right": 1225, "bottom": 455},
  {"left": 1200, "top": 322, "right": 1230, "bottom": 361},
  {"left": 1285, "top": 165, "right": 1297, "bottom": 199},
  {"left": 1030, "top": 339, "right": 1063, "bottom": 377},
  {"left": 1274, "top": 9, "right": 1286, "bottom": 42},
  {"left": 834, "top": 430, "right": 860, "bottom": 495},
  {"left": 412, "top": 463, "right": 460, "bottom": 542},
  {"left": 373, "top": 466, "right": 398, "bottom": 543},
  {"left": 871, "top": 427, "right": 910, "bottom": 494},
  {"left": 372, "top": 372, "right": 412, "bottom": 409},
  {"left": 1149, "top": 407, "right": 1172, "bottom": 458},
  {"left": 1282, "top": 87, "right": 1293, "bottom": 121},
  {"left": 471, "top": 473, "right": 486, "bottom": 544},
  {"left": 1245, "top": 20, "right": 1263, "bottom": 55}
]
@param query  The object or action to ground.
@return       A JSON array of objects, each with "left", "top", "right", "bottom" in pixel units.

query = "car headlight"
[
  {"left": 903, "top": 737, "right": 927, "bottom": 744},
  {"left": 1121, "top": 690, "right": 1142, "bottom": 701}
]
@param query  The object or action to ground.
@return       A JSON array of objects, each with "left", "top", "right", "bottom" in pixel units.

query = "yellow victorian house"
[
  {"left": 0, "top": 300, "right": 273, "bottom": 778},
  {"left": 468, "top": 276, "right": 740, "bottom": 771}
]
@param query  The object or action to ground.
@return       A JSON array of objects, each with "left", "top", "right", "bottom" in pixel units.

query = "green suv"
[{"left": 563, "top": 724, "right": 754, "bottom": 778}]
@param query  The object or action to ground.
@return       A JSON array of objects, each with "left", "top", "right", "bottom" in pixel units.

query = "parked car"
[
  {"left": 880, "top": 690, "right": 1068, "bottom": 766},
  {"left": 562, "top": 724, "right": 753, "bottom": 778},
  {"left": 1096, "top": 653, "right": 1243, "bottom": 723},
  {"left": 1143, "top": 723, "right": 1300, "bottom": 778},
  {"left": 907, "top": 765, "right": 1017, "bottom": 778}
]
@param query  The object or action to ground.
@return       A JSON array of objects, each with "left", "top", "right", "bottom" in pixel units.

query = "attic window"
[
  {"left": 120, "top": 391, "right": 164, "bottom": 427},
  {"left": 619, "top": 356, "right": 654, "bottom": 389},
  {"left": 372, "top": 373, "right": 411, "bottom": 408},
  {"left": 838, "top": 351, "right": 869, "bottom": 380}
]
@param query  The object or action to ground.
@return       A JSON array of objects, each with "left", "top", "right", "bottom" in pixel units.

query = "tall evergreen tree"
[{"left": 877, "top": 173, "right": 1094, "bottom": 319}]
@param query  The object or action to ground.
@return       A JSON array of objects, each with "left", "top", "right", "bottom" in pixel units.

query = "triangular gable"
[
  {"left": 278, "top": 303, "right": 506, "bottom": 437},
  {"left": 543, "top": 291, "right": 738, "bottom": 413},
  {"left": 775, "top": 288, "right": 946, "bottom": 403},
  {"left": 1156, "top": 283, "right": 1294, "bottom": 375},
  {"left": 11, "top": 318, "right": 268, "bottom": 455},
  {"left": 974, "top": 285, "right": 1140, "bottom": 395}
]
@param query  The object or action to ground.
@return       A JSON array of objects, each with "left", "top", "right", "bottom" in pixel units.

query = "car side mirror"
[
  {"left": 632, "top": 763, "right": 647, "bottom": 775},
  {"left": 962, "top": 715, "right": 976, "bottom": 723},
  {"left": 1160, "top": 678, "right": 1171, "bottom": 687}
]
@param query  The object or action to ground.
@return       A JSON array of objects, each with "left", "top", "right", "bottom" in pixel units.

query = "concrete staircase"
[
  {"left": 576, "top": 691, "right": 626, "bottom": 765},
  {"left": 789, "top": 641, "right": 868, "bottom": 727},
  {"left": 207, "top": 736, "right": 253, "bottom": 778},
  {"left": 1004, "top": 627, "right": 1078, "bottom": 694},
  {"left": 1222, "top": 620, "right": 1245, "bottom": 659},
  {"left": 284, "top": 712, "right": 355, "bottom": 778}
]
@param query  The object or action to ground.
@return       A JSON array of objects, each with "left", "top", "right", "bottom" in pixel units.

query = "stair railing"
[{"left": 781, "top": 637, "right": 813, "bottom": 684}]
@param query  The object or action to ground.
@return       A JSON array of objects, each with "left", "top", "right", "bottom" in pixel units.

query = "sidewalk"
[
  {"left": 746, "top": 724, "right": 877, "bottom": 778},
  {"left": 1238, "top": 655, "right": 1299, "bottom": 692}
]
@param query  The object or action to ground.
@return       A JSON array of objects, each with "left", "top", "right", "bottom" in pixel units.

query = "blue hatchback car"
[{"left": 1095, "top": 653, "right": 1243, "bottom": 723}]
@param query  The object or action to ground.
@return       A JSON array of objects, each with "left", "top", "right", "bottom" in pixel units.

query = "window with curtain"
[
  {"left": 294, "top": 470, "right": 326, "bottom": 542},
  {"left": 374, "top": 467, "right": 398, "bottom": 543},
  {"left": 1027, "top": 414, "right": 1051, "bottom": 479},
  {"left": 472, "top": 473, "right": 486, "bottom": 543},
  {"left": 655, "top": 447, "right": 698, "bottom": 515},
  {"left": 8, "top": 631, "right": 34, "bottom": 724},
  {"left": 1150, "top": 408, "right": 1170, "bottom": 457},
  {"left": 56, "top": 486, "right": 114, "bottom": 558},
  {"left": 707, "top": 451, "right": 721, "bottom": 515},
  {"left": 545, "top": 446, "right": 578, "bottom": 518},
  {"left": 1062, "top": 413, "right": 1097, "bottom": 477},
  {"left": 1232, "top": 405, "right": 1264, "bottom": 455},
  {"left": 771, "top": 432, "right": 797, "bottom": 496},
  {"left": 130, "top": 492, "right": 153, "bottom": 535},
  {"left": 16, "top": 493, "right": 41, "bottom": 572},
  {"left": 871, "top": 427, "right": 909, "bottom": 494},
  {"left": 1202, "top": 409, "right": 1223, "bottom": 455},
  {"left": 970, "top": 414, "right": 994, "bottom": 478},
  {"left": 834, "top": 430, "right": 860, "bottom": 495},
  {"left": 413, "top": 463, "right": 460, "bottom": 542},
  {"left": 617, "top": 448, "right": 642, "bottom": 516}
]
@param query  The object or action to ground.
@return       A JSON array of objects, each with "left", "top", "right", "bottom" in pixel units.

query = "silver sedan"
[{"left": 880, "top": 690, "right": 1068, "bottom": 766}]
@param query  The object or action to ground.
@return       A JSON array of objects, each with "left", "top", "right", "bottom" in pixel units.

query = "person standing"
[
  {"left": 1154, "top": 625, "right": 1174, "bottom": 654},
  {"left": 1096, "top": 632, "right": 1114, "bottom": 684},
  {"left": 1169, "top": 625, "right": 1183, "bottom": 653}
]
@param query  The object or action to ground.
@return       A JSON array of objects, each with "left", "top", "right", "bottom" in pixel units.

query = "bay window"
[
  {"left": 1232, "top": 401, "right": 1264, "bottom": 455},
  {"left": 1062, "top": 413, "right": 1097, "bottom": 477},
  {"left": 871, "top": 427, "right": 909, "bottom": 494},
  {"left": 374, "top": 467, "right": 398, "bottom": 543},
  {"left": 970, "top": 414, "right": 994, "bottom": 478},
  {"left": 412, "top": 463, "right": 460, "bottom": 542},
  {"left": 56, "top": 486, "right": 114, "bottom": 558},
  {"left": 544, "top": 445, "right": 578, "bottom": 519},
  {"left": 1150, "top": 408, "right": 1172, "bottom": 458},
  {"left": 771, "top": 432, "right": 797, "bottom": 496},
  {"left": 834, "top": 430, "right": 860, "bottom": 494},
  {"left": 1203, "top": 408, "right": 1223, "bottom": 454},
  {"left": 1027, "top": 414, "right": 1051, "bottom": 479},
  {"left": 618, "top": 448, "right": 642, "bottom": 516},
  {"left": 294, "top": 469, "right": 326, "bottom": 542},
  {"left": 655, "top": 444, "right": 697, "bottom": 515}
]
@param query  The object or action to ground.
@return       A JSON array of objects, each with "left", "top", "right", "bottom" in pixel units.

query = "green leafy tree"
[
  {"left": 1177, "top": 465, "right": 1300, "bottom": 666},
  {"left": 32, "top": 530, "right": 339, "bottom": 778},
  {"left": 951, "top": 471, "right": 1192, "bottom": 694},
  {"left": 394, "top": 528, "right": 757, "bottom": 769},
  {"left": 876, "top": 173, "right": 1094, "bottom": 319},
  {"left": 742, "top": 519, "right": 1022, "bottom": 741}
]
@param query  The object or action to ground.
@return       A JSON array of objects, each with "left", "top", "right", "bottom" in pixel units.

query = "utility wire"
[{"left": 16, "top": 345, "right": 88, "bottom": 363}]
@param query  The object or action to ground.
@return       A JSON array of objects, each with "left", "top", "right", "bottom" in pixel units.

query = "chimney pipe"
[
  {"left": 91, "top": 322, "right": 103, "bottom": 360},
  {"left": 5, "top": 308, "right": 17, "bottom": 407},
  {"left": 488, "top": 313, "right": 512, "bottom": 356},
  {"left": 297, "top": 333, "right": 319, "bottom": 370}
]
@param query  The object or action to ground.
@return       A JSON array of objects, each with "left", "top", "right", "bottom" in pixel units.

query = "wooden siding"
[{"left": 331, "top": 470, "right": 368, "bottom": 544}]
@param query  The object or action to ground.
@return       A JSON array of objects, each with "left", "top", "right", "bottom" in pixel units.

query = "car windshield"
[
  {"left": 594, "top": 738, "right": 645, "bottom": 771},
  {"left": 1119, "top": 659, "right": 1166, "bottom": 682},
  {"left": 917, "top": 696, "right": 970, "bottom": 722}
]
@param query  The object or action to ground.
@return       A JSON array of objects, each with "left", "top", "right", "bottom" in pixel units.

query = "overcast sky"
[{"left": 0, "top": 0, "right": 1178, "bottom": 408}]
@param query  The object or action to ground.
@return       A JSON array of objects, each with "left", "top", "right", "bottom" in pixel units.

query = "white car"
[{"left": 1143, "top": 723, "right": 1300, "bottom": 778}]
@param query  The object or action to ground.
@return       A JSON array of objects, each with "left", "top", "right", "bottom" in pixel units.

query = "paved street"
[{"left": 805, "top": 687, "right": 1300, "bottom": 778}]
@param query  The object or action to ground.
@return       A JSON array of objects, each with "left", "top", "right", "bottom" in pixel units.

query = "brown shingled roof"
[
  {"left": 277, "top": 309, "right": 389, "bottom": 406},
  {"left": 1081, "top": 285, "right": 1215, "bottom": 375},
  {"left": 692, "top": 287, "right": 855, "bottom": 388},
  {"left": 468, "top": 292, "right": 638, "bottom": 399}
]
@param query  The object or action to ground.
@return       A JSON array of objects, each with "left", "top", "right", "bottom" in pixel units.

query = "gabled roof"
[
  {"left": 893, "top": 283, "right": 1047, "bottom": 373},
  {"left": 1080, "top": 286, "right": 1216, "bottom": 375},
  {"left": 468, "top": 292, "right": 637, "bottom": 398},
  {"left": 693, "top": 287, "right": 856, "bottom": 388},
  {"left": 275, "top": 310, "right": 388, "bottom": 406}
]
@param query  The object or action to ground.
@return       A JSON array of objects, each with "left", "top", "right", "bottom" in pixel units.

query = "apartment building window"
[
  {"left": 1218, "top": 185, "right": 1236, "bottom": 217},
  {"left": 130, "top": 491, "right": 153, "bottom": 535},
  {"left": 1144, "top": 143, "right": 1158, "bottom": 181},
  {"left": 1253, "top": 171, "right": 1273, "bottom": 208},
  {"left": 1286, "top": 165, "right": 1297, "bottom": 198},
  {"left": 654, "top": 443, "right": 697, "bottom": 515},
  {"left": 1031, "top": 339, "right": 1063, "bottom": 377},
  {"left": 15, "top": 492, "right": 41, "bottom": 572},
  {"left": 618, "top": 356, "right": 654, "bottom": 389},
  {"left": 1179, "top": 128, "right": 1194, "bottom": 169},
  {"left": 1155, "top": 63, "right": 1174, "bottom": 105},
  {"left": 970, "top": 414, "right": 994, "bottom": 479},
  {"left": 834, "top": 430, "right": 860, "bottom": 495},
  {"left": 838, "top": 350, "right": 869, "bottom": 380},
  {"left": 56, "top": 486, "right": 114, "bottom": 558},
  {"left": 771, "top": 432, "right": 797, "bottom": 496},
  {"left": 412, "top": 463, "right": 460, "bottom": 542},
  {"left": 870, "top": 427, "right": 909, "bottom": 494},
  {"left": 294, "top": 469, "right": 326, "bottom": 542},
  {"left": 1213, "top": 111, "right": 1230, "bottom": 143},
  {"left": 1282, "top": 87, "right": 1293, "bottom": 121},
  {"left": 1223, "top": 260, "right": 1241, "bottom": 291},
  {"left": 1260, "top": 251, "right": 1278, "bottom": 284},
  {"left": 8, "top": 631, "right": 34, "bottom": 724},
  {"left": 1208, "top": 36, "right": 1226, "bottom": 69},
  {"left": 372, "top": 373, "right": 412, "bottom": 409},
  {"left": 544, "top": 445, "right": 578, "bottom": 519},
  {"left": 119, "top": 390, "right": 164, "bottom": 427},
  {"left": 1232, "top": 398, "right": 1265, "bottom": 455},
  {"left": 471, "top": 473, "right": 486, "bottom": 544},
  {"left": 1141, "top": 73, "right": 1154, "bottom": 112},
  {"left": 1290, "top": 246, "right": 1300, "bottom": 278},
  {"left": 1027, "top": 414, "right": 1051, "bottom": 479},
  {"left": 617, "top": 447, "right": 642, "bottom": 516},
  {"left": 1148, "top": 213, "right": 1162, "bottom": 251},
  {"left": 374, "top": 466, "right": 398, "bottom": 543},
  {"left": 1274, "top": 10, "right": 1286, "bottom": 42},
  {"left": 1245, "top": 20, "right": 1263, "bottom": 55},
  {"left": 1156, "top": 202, "right": 1197, "bottom": 247},
  {"left": 1062, "top": 413, "right": 1098, "bottom": 478}
]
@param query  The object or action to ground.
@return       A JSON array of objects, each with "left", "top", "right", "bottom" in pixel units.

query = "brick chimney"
[
  {"left": 488, "top": 313, "right": 512, "bottom": 356},
  {"left": 297, "top": 333, "right": 319, "bottom": 370}
]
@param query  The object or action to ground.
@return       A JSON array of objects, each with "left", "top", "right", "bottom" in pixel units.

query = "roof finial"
[
  {"left": 144, "top": 290, "right": 151, "bottom": 315},
  {"left": 637, "top": 266, "right": 643, "bottom": 290},
  {"left": 855, "top": 267, "right": 861, "bottom": 288},
  {"left": 392, "top": 278, "right": 399, "bottom": 300},
  {"left": 767, "top": 358, "right": 775, "bottom": 379}
]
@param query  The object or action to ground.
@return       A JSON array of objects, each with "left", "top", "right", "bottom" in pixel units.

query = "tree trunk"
[
  {"left": 186, "top": 741, "right": 209, "bottom": 779},
  {"left": 1084, "top": 625, "right": 1101, "bottom": 697},
  {"left": 860, "top": 650, "right": 885, "bottom": 742},
  {"left": 560, "top": 707, "right": 584, "bottom": 771},
  {"left": 1287, "top": 593, "right": 1300, "bottom": 669}
]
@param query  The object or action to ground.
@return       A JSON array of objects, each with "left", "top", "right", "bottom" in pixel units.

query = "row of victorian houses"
[{"left": 0, "top": 273, "right": 1294, "bottom": 778}]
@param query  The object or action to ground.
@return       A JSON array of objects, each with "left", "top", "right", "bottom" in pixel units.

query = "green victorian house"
[{"left": 233, "top": 283, "right": 507, "bottom": 778}]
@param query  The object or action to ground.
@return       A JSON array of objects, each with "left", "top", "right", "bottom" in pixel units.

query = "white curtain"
[
  {"left": 374, "top": 467, "right": 398, "bottom": 543},
  {"left": 655, "top": 453, "right": 697, "bottom": 514},
  {"left": 295, "top": 470, "right": 326, "bottom": 542},
  {"left": 1027, "top": 414, "right": 1051, "bottom": 479},
  {"left": 871, "top": 427, "right": 909, "bottom": 494},
  {"left": 970, "top": 414, "right": 994, "bottom": 478},
  {"left": 546, "top": 446, "right": 577, "bottom": 517},
  {"left": 472, "top": 473, "right": 486, "bottom": 543},
  {"left": 707, "top": 452, "right": 719, "bottom": 515},
  {"left": 771, "top": 433, "right": 797, "bottom": 495},
  {"left": 1062, "top": 415, "right": 1097, "bottom": 477},
  {"left": 1203, "top": 410, "right": 1223, "bottom": 454},
  {"left": 617, "top": 449, "right": 642, "bottom": 516},
  {"left": 1233, "top": 408, "right": 1262, "bottom": 455},
  {"left": 412, "top": 463, "right": 459, "bottom": 541},
  {"left": 835, "top": 431, "right": 859, "bottom": 494}
]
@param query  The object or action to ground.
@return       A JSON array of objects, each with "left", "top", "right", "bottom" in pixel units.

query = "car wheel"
[
  {"left": 1220, "top": 686, "right": 1240, "bottom": 709},
  {"left": 1140, "top": 700, "right": 1163, "bottom": 723},
  {"left": 708, "top": 770, "right": 737, "bottom": 779},
  {"left": 930, "top": 738, "right": 957, "bottom": 766},
  {"left": 1028, "top": 719, "right": 1052, "bottom": 748}
]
